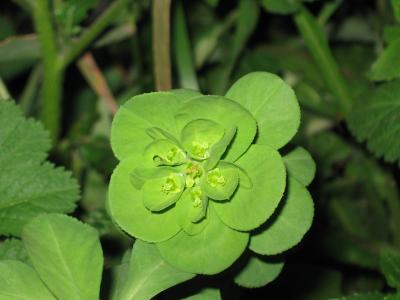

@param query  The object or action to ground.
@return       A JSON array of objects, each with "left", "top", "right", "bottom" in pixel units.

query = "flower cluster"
[{"left": 108, "top": 72, "right": 314, "bottom": 275}]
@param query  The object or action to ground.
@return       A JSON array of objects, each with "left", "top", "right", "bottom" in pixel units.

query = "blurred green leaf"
[
  {"left": 347, "top": 81, "right": 400, "bottom": 164},
  {"left": 213, "top": 0, "right": 259, "bottom": 93},
  {"left": 203, "top": 0, "right": 220, "bottom": 7},
  {"left": 262, "top": 0, "right": 316, "bottom": 15},
  {"left": 0, "top": 17, "right": 14, "bottom": 40},
  {"left": 173, "top": 1, "right": 199, "bottom": 90},
  {"left": 380, "top": 249, "right": 400, "bottom": 289},
  {"left": 261, "top": 0, "right": 300, "bottom": 15},
  {"left": 192, "top": 5, "right": 236, "bottom": 68},
  {"left": 391, "top": 0, "right": 400, "bottom": 22},
  {"left": 330, "top": 292, "right": 384, "bottom": 300},
  {"left": 0, "top": 35, "right": 40, "bottom": 64},
  {"left": 308, "top": 132, "right": 351, "bottom": 178},
  {"left": 369, "top": 39, "right": 400, "bottom": 81},
  {"left": 321, "top": 231, "right": 380, "bottom": 269},
  {"left": 384, "top": 26, "right": 400, "bottom": 44},
  {"left": 54, "top": 0, "right": 100, "bottom": 36}
]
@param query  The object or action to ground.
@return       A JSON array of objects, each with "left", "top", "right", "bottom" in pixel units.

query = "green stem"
[
  {"left": 59, "top": 0, "right": 128, "bottom": 69},
  {"left": 0, "top": 76, "right": 11, "bottom": 100},
  {"left": 173, "top": 0, "right": 199, "bottom": 90},
  {"left": 153, "top": 0, "right": 172, "bottom": 91},
  {"left": 33, "top": 0, "right": 62, "bottom": 141},
  {"left": 294, "top": 6, "right": 352, "bottom": 117}
]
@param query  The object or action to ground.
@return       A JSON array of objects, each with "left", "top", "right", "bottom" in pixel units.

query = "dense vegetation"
[{"left": 0, "top": 0, "right": 399, "bottom": 299}]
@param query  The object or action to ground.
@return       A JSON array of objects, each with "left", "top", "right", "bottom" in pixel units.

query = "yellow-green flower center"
[
  {"left": 161, "top": 175, "right": 181, "bottom": 194},
  {"left": 207, "top": 168, "right": 226, "bottom": 187},
  {"left": 191, "top": 141, "right": 210, "bottom": 159}
]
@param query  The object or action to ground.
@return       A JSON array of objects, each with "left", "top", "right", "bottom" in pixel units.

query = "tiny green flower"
[
  {"left": 161, "top": 175, "right": 181, "bottom": 194},
  {"left": 207, "top": 168, "right": 226, "bottom": 187}
]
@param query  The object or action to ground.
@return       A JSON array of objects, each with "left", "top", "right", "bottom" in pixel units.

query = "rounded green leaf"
[
  {"left": 213, "top": 145, "right": 286, "bottom": 231},
  {"left": 175, "top": 95, "right": 257, "bottom": 162},
  {"left": 111, "top": 91, "right": 189, "bottom": 160},
  {"left": 181, "top": 119, "right": 225, "bottom": 160},
  {"left": 0, "top": 260, "right": 56, "bottom": 300},
  {"left": 203, "top": 163, "right": 239, "bottom": 201},
  {"left": 142, "top": 173, "right": 185, "bottom": 211},
  {"left": 283, "top": 146, "right": 316, "bottom": 186},
  {"left": 108, "top": 156, "right": 181, "bottom": 242},
  {"left": 226, "top": 72, "right": 300, "bottom": 149},
  {"left": 158, "top": 207, "right": 249, "bottom": 274},
  {"left": 250, "top": 178, "right": 314, "bottom": 255},
  {"left": 234, "top": 256, "right": 285, "bottom": 288}
]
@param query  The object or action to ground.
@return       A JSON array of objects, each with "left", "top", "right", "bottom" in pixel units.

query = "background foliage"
[{"left": 0, "top": 0, "right": 400, "bottom": 299}]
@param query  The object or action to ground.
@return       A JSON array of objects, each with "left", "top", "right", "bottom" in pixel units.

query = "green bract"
[{"left": 108, "top": 72, "right": 314, "bottom": 276}]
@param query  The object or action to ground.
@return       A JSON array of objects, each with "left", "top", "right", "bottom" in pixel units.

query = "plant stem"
[
  {"left": 173, "top": 0, "right": 199, "bottom": 90},
  {"left": 153, "top": 0, "right": 172, "bottom": 91},
  {"left": 33, "top": 0, "right": 62, "bottom": 141},
  {"left": 77, "top": 52, "right": 118, "bottom": 115},
  {"left": 0, "top": 76, "right": 11, "bottom": 100},
  {"left": 294, "top": 6, "right": 352, "bottom": 117},
  {"left": 59, "top": 0, "right": 128, "bottom": 69}
]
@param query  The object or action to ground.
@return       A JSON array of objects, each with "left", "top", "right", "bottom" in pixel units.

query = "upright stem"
[
  {"left": 153, "top": 0, "right": 172, "bottom": 91},
  {"left": 294, "top": 7, "right": 352, "bottom": 117},
  {"left": 33, "top": 0, "right": 62, "bottom": 141}
]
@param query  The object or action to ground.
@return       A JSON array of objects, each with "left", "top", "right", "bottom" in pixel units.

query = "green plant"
[
  {"left": 108, "top": 71, "right": 315, "bottom": 278},
  {"left": 1, "top": 0, "right": 400, "bottom": 299}
]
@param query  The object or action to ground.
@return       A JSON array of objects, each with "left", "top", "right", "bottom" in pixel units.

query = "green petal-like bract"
[
  {"left": 213, "top": 145, "right": 286, "bottom": 231},
  {"left": 226, "top": 72, "right": 300, "bottom": 149},
  {"left": 250, "top": 178, "right": 314, "bottom": 255},
  {"left": 108, "top": 156, "right": 181, "bottom": 242},
  {"left": 111, "top": 92, "right": 186, "bottom": 161},
  {"left": 158, "top": 207, "right": 249, "bottom": 275},
  {"left": 175, "top": 95, "right": 257, "bottom": 162}
]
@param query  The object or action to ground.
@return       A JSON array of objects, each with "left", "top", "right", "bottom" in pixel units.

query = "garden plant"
[{"left": 0, "top": 0, "right": 400, "bottom": 299}]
